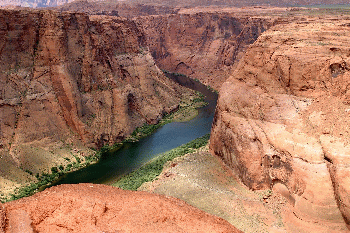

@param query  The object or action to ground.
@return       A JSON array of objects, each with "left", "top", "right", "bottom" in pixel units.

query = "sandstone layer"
[
  {"left": 0, "top": 183, "right": 241, "bottom": 232},
  {"left": 0, "top": 9, "right": 191, "bottom": 193},
  {"left": 127, "top": 0, "right": 350, "bottom": 8},
  {"left": 137, "top": 12, "right": 275, "bottom": 90},
  {"left": 56, "top": 4, "right": 288, "bottom": 90},
  {"left": 4, "top": 0, "right": 350, "bottom": 9},
  {"left": 54, "top": 1, "right": 179, "bottom": 18},
  {"left": 210, "top": 17, "right": 350, "bottom": 232}
]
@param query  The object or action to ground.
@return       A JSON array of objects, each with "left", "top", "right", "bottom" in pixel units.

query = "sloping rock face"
[
  {"left": 137, "top": 12, "right": 274, "bottom": 90},
  {"left": 210, "top": 18, "right": 350, "bottom": 232},
  {"left": 0, "top": 183, "right": 241, "bottom": 232},
  {"left": 0, "top": 9, "right": 189, "bottom": 191}
]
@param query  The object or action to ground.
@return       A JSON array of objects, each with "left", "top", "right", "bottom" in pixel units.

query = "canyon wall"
[
  {"left": 3, "top": 0, "right": 350, "bottom": 9},
  {"left": 137, "top": 12, "right": 275, "bottom": 90},
  {"left": 127, "top": 0, "right": 350, "bottom": 8},
  {"left": 55, "top": 3, "right": 285, "bottom": 90},
  {"left": 54, "top": 1, "right": 179, "bottom": 18},
  {"left": 0, "top": 9, "right": 190, "bottom": 193},
  {"left": 210, "top": 17, "right": 350, "bottom": 232}
]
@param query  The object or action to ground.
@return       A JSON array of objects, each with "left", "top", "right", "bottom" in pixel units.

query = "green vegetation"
[
  {"left": 8, "top": 172, "right": 59, "bottom": 201},
  {"left": 5, "top": 153, "right": 101, "bottom": 202},
  {"left": 4, "top": 71, "right": 209, "bottom": 202},
  {"left": 96, "top": 70, "right": 210, "bottom": 154},
  {"left": 207, "top": 85, "right": 219, "bottom": 94},
  {"left": 123, "top": 94, "right": 206, "bottom": 143},
  {"left": 124, "top": 116, "right": 173, "bottom": 143},
  {"left": 113, "top": 134, "right": 210, "bottom": 191},
  {"left": 51, "top": 166, "right": 59, "bottom": 174},
  {"left": 25, "top": 169, "right": 33, "bottom": 175}
]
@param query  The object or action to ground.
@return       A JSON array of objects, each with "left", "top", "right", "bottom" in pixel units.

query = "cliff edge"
[
  {"left": 210, "top": 16, "right": 350, "bottom": 232},
  {"left": 0, "top": 183, "right": 241, "bottom": 232},
  {"left": 0, "top": 9, "right": 191, "bottom": 195}
]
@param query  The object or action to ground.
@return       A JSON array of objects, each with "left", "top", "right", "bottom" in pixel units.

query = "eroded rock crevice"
[{"left": 326, "top": 161, "right": 350, "bottom": 229}]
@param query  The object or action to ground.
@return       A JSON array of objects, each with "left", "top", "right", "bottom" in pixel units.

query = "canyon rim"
[{"left": 0, "top": 1, "right": 350, "bottom": 232}]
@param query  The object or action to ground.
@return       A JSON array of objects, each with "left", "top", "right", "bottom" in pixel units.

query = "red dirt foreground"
[{"left": 0, "top": 183, "right": 241, "bottom": 233}]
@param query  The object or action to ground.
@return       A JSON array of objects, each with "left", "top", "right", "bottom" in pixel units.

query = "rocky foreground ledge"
[
  {"left": 0, "top": 183, "right": 241, "bottom": 233},
  {"left": 210, "top": 17, "right": 350, "bottom": 232}
]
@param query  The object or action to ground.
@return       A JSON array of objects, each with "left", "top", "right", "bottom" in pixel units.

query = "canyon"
[
  {"left": 2, "top": 0, "right": 350, "bottom": 9},
  {"left": 0, "top": 4, "right": 285, "bottom": 197},
  {"left": 136, "top": 11, "right": 275, "bottom": 90},
  {"left": 58, "top": 2, "right": 288, "bottom": 89},
  {"left": 0, "top": 9, "right": 194, "bottom": 196},
  {"left": 0, "top": 2, "right": 350, "bottom": 233}
]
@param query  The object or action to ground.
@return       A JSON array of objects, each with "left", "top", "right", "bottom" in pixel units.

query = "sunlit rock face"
[
  {"left": 210, "top": 18, "right": 350, "bottom": 232},
  {"left": 137, "top": 12, "right": 274, "bottom": 90},
  {"left": 0, "top": 9, "right": 190, "bottom": 193},
  {"left": 0, "top": 183, "right": 242, "bottom": 232}
]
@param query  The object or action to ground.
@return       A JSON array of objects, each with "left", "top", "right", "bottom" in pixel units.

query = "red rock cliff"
[
  {"left": 137, "top": 12, "right": 275, "bottom": 90},
  {"left": 210, "top": 17, "right": 350, "bottom": 232},
  {"left": 0, "top": 9, "right": 190, "bottom": 193}
]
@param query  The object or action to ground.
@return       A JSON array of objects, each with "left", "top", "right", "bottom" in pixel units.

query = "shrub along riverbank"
[
  {"left": 113, "top": 134, "right": 210, "bottom": 191},
  {"left": 95, "top": 90, "right": 207, "bottom": 158},
  {"left": 5, "top": 154, "right": 100, "bottom": 202},
  {"left": 4, "top": 89, "right": 208, "bottom": 202}
]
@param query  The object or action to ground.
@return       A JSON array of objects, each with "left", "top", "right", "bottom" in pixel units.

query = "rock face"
[
  {"left": 137, "top": 12, "right": 274, "bottom": 90},
  {"left": 0, "top": 9, "right": 190, "bottom": 192},
  {"left": 0, "top": 183, "right": 241, "bottom": 232},
  {"left": 3, "top": 0, "right": 350, "bottom": 9},
  {"left": 54, "top": 1, "right": 179, "bottom": 18},
  {"left": 127, "top": 0, "right": 350, "bottom": 8},
  {"left": 210, "top": 17, "right": 350, "bottom": 232}
]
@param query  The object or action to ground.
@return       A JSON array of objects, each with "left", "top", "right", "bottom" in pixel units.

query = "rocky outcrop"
[
  {"left": 0, "top": 9, "right": 191, "bottom": 193},
  {"left": 137, "top": 12, "right": 274, "bottom": 90},
  {"left": 127, "top": 0, "right": 350, "bottom": 8},
  {"left": 3, "top": 0, "right": 350, "bottom": 9},
  {"left": 54, "top": 1, "right": 179, "bottom": 18},
  {"left": 0, "top": 183, "right": 241, "bottom": 232},
  {"left": 210, "top": 17, "right": 350, "bottom": 232}
]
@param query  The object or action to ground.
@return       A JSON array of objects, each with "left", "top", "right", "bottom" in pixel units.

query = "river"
[{"left": 52, "top": 73, "right": 218, "bottom": 186}]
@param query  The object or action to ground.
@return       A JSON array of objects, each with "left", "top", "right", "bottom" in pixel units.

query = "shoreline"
[
  {"left": 113, "top": 134, "right": 210, "bottom": 190},
  {"left": 136, "top": 144, "right": 288, "bottom": 233},
  {"left": 2, "top": 89, "right": 208, "bottom": 202}
]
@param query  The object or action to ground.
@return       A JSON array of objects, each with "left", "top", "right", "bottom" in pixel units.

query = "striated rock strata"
[
  {"left": 0, "top": 183, "right": 241, "bottom": 232},
  {"left": 210, "top": 17, "right": 350, "bottom": 232},
  {"left": 54, "top": 1, "right": 179, "bottom": 18},
  {"left": 0, "top": 9, "right": 191, "bottom": 193},
  {"left": 137, "top": 12, "right": 275, "bottom": 90},
  {"left": 126, "top": 0, "right": 350, "bottom": 8}
]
